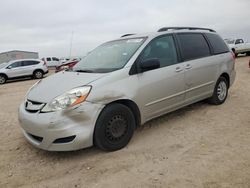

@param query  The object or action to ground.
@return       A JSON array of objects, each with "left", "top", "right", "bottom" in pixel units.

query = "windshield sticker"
[{"left": 126, "top": 39, "right": 143, "bottom": 43}]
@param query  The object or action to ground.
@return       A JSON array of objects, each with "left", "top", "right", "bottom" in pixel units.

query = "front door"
[{"left": 136, "top": 35, "right": 186, "bottom": 121}]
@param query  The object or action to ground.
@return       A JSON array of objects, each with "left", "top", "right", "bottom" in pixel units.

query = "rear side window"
[
  {"left": 23, "top": 61, "right": 39, "bottom": 66},
  {"left": 52, "top": 57, "right": 59, "bottom": 61},
  {"left": 206, "top": 33, "right": 229, "bottom": 54},
  {"left": 140, "top": 35, "right": 178, "bottom": 68},
  {"left": 178, "top": 33, "right": 210, "bottom": 61}
]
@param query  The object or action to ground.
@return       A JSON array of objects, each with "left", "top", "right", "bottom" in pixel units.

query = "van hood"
[{"left": 27, "top": 71, "right": 107, "bottom": 103}]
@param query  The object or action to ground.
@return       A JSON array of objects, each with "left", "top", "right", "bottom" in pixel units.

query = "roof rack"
[
  {"left": 158, "top": 27, "right": 216, "bottom": 33},
  {"left": 121, "top": 33, "right": 136, "bottom": 38}
]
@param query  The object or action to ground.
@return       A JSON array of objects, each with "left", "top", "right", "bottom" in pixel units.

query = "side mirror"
[
  {"left": 139, "top": 58, "right": 160, "bottom": 72},
  {"left": 7, "top": 66, "right": 12, "bottom": 69}
]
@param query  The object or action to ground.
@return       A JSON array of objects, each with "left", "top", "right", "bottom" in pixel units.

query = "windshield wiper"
[{"left": 75, "top": 69, "right": 94, "bottom": 73}]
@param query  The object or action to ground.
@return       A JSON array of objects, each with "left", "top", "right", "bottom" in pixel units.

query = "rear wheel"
[
  {"left": 94, "top": 103, "right": 136, "bottom": 151},
  {"left": 208, "top": 77, "right": 228, "bottom": 105},
  {"left": 33, "top": 70, "right": 44, "bottom": 79},
  {"left": 246, "top": 52, "right": 250, "bottom": 56},
  {"left": 0, "top": 75, "right": 7, "bottom": 84}
]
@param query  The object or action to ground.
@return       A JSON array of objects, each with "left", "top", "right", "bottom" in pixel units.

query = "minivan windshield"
[{"left": 73, "top": 38, "right": 146, "bottom": 73}]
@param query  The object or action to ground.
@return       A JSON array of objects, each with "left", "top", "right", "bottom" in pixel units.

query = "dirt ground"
[{"left": 0, "top": 57, "right": 250, "bottom": 188}]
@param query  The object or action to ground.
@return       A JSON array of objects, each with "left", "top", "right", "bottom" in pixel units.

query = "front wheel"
[
  {"left": 208, "top": 77, "right": 228, "bottom": 105},
  {"left": 0, "top": 75, "right": 7, "bottom": 84},
  {"left": 94, "top": 103, "right": 136, "bottom": 151}
]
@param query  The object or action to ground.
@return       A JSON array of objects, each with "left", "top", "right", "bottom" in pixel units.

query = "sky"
[{"left": 0, "top": 0, "right": 250, "bottom": 58}]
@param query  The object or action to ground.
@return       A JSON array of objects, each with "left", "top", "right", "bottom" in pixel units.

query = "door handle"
[
  {"left": 185, "top": 64, "right": 192, "bottom": 69},
  {"left": 175, "top": 66, "right": 183, "bottom": 72}
]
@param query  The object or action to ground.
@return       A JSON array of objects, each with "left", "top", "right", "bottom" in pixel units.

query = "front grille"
[
  {"left": 28, "top": 133, "right": 43, "bottom": 142},
  {"left": 25, "top": 100, "right": 45, "bottom": 113},
  {"left": 53, "top": 135, "right": 76, "bottom": 144}
]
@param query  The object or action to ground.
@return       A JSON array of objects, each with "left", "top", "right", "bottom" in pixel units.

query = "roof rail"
[
  {"left": 158, "top": 27, "right": 216, "bottom": 33},
  {"left": 121, "top": 33, "right": 136, "bottom": 38}
]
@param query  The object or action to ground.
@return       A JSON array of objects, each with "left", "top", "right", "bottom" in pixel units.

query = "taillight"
[
  {"left": 231, "top": 52, "right": 235, "bottom": 70},
  {"left": 43, "top": 60, "right": 47, "bottom": 66},
  {"left": 231, "top": 51, "right": 235, "bottom": 61}
]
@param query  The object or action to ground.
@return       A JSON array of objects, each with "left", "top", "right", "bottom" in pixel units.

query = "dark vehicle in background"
[{"left": 55, "top": 58, "right": 80, "bottom": 72}]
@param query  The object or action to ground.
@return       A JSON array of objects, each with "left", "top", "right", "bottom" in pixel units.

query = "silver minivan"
[{"left": 18, "top": 27, "right": 236, "bottom": 151}]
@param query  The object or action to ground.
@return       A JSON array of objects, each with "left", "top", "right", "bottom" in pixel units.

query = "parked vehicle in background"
[
  {"left": 42, "top": 57, "right": 60, "bottom": 67},
  {"left": 0, "top": 59, "right": 48, "bottom": 84},
  {"left": 19, "top": 27, "right": 235, "bottom": 152},
  {"left": 55, "top": 58, "right": 80, "bottom": 73},
  {"left": 225, "top": 38, "right": 250, "bottom": 57},
  {"left": 59, "top": 58, "right": 70, "bottom": 65}
]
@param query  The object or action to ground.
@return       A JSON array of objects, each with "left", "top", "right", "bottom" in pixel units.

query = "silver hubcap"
[
  {"left": 217, "top": 81, "right": 227, "bottom": 101},
  {"left": 35, "top": 72, "right": 42, "bottom": 78},
  {"left": 0, "top": 76, "right": 5, "bottom": 84}
]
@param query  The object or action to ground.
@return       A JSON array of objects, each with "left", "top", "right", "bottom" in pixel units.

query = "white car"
[
  {"left": 0, "top": 59, "right": 48, "bottom": 84},
  {"left": 42, "top": 57, "right": 60, "bottom": 67},
  {"left": 225, "top": 38, "right": 250, "bottom": 56}
]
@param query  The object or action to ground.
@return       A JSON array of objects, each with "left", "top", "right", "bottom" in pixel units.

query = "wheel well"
[
  {"left": 109, "top": 99, "right": 141, "bottom": 127},
  {"left": 0, "top": 73, "right": 8, "bottom": 79},
  {"left": 33, "top": 69, "right": 44, "bottom": 74},
  {"left": 220, "top": 73, "right": 230, "bottom": 86}
]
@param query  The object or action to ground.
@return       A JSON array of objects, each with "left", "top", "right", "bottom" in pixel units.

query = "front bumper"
[{"left": 18, "top": 101, "right": 104, "bottom": 151}]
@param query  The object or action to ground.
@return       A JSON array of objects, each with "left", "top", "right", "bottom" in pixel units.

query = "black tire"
[
  {"left": 33, "top": 70, "right": 44, "bottom": 79},
  {"left": 208, "top": 77, "right": 228, "bottom": 105},
  {"left": 0, "top": 74, "right": 7, "bottom": 84},
  {"left": 94, "top": 103, "right": 136, "bottom": 151},
  {"left": 246, "top": 52, "right": 250, "bottom": 56}
]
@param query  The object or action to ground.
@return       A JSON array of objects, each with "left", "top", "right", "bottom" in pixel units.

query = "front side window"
[
  {"left": 178, "top": 33, "right": 210, "bottom": 61},
  {"left": 140, "top": 35, "right": 178, "bottom": 68},
  {"left": 47, "top": 58, "right": 51, "bottom": 61},
  {"left": 74, "top": 38, "right": 146, "bottom": 73},
  {"left": 235, "top": 39, "right": 243, "bottom": 44},
  {"left": 10, "top": 61, "right": 22, "bottom": 68}
]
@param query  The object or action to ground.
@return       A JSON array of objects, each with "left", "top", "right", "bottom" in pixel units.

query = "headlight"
[{"left": 41, "top": 86, "right": 92, "bottom": 112}]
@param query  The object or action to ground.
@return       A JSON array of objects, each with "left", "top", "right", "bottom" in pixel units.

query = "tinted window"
[
  {"left": 10, "top": 61, "right": 22, "bottom": 68},
  {"left": 178, "top": 33, "right": 210, "bottom": 61},
  {"left": 47, "top": 58, "right": 51, "bottom": 61},
  {"left": 52, "top": 57, "right": 59, "bottom": 61},
  {"left": 23, "top": 61, "right": 39, "bottom": 66},
  {"left": 206, "top": 33, "right": 229, "bottom": 54},
  {"left": 235, "top": 39, "right": 243, "bottom": 44},
  {"left": 140, "top": 35, "right": 178, "bottom": 68}
]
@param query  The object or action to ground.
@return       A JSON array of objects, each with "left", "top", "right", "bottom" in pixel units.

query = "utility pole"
[{"left": 69, "top": 31, "right": 74, "bottom": 58}]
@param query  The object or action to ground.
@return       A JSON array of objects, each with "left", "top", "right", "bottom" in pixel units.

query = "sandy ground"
[{"left": 0, "top": 57, "right": 250, "bottom": 188}]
